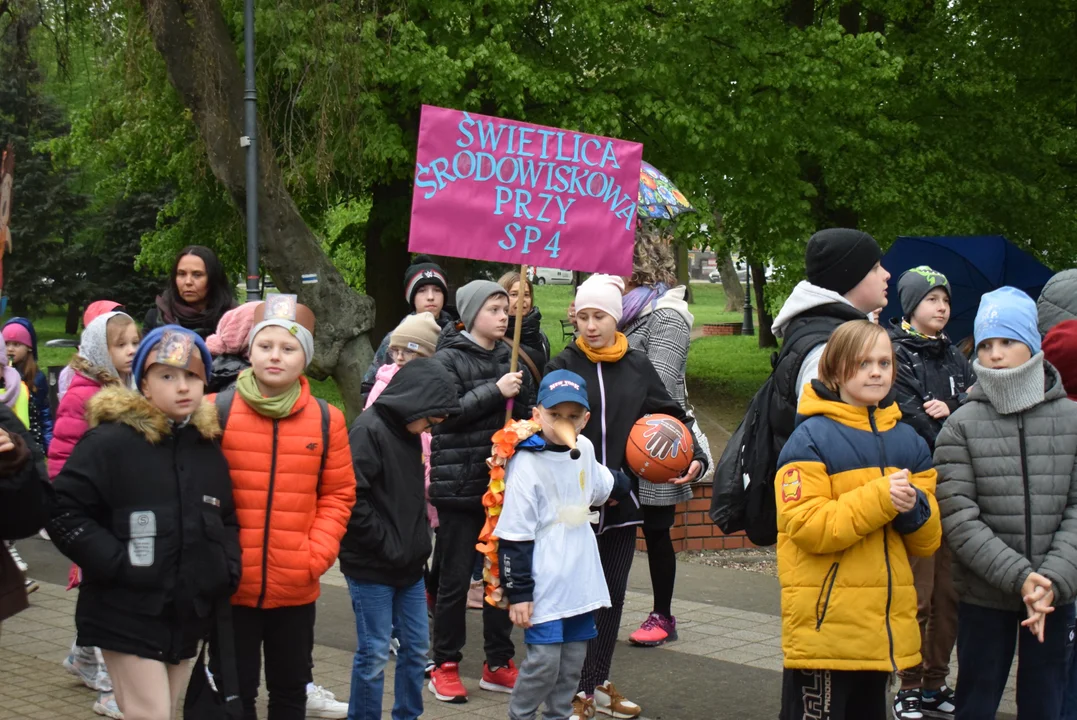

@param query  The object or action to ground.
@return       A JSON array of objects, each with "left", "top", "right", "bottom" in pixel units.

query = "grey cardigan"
[{"left": 934, "top": 364, "right": 1077, "bottom": 610}]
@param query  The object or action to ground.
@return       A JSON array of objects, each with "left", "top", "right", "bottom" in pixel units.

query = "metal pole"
[
  {"left": 741, "top": 259, "right": 755, "bottom": 336},
  {"left": 242, "top": 0, "right": 261, "bottom": 302}
]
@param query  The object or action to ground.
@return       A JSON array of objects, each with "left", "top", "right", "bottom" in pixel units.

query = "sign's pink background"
[{"left": 408, "top": 105, "right": 642, "bottom": 275}]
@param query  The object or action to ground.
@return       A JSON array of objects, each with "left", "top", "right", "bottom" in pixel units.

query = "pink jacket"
[
  {"left": 366, "top": 363, "right": 438, "bottom": 528},
  {"left": 48, "top": 358, "right": 121, "bottom": 480}
]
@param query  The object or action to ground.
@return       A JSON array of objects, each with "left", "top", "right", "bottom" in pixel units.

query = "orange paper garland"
[{"left": 476, "top": 419, "right": 541, "bottom": 608}]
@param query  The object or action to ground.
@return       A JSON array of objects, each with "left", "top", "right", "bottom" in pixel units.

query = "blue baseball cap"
[{"left": 537, "top": 370, "right": 589, "bottom": 410}]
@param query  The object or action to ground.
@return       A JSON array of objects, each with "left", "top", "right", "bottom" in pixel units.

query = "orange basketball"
[{"left": 625, "top": 414, "right": 694, "bottom": 483}]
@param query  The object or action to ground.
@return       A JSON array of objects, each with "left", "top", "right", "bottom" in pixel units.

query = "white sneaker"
[
  {"left": 24, "top": 578, "right": 39, "bottom": 594},
  {"left": 390, "top": 636, "right": 400, "bottom": 656},
  {"left": 64, "top": 653, "right": 112, "bottom": 692},
  {"left": 38, "top": 528, "right": 50, "bottom": 541},
  {"left": 306, "top": 685, "right": 348, "bottom": 719},
  {"left": 7, "top": 542, "right": 28, "bottom": 572},
  {"left": 93, "top": 691, "right": 124, "bottom": 719},
  {"left": 594, "top": 681, "right": 641, "bottom": 718}
]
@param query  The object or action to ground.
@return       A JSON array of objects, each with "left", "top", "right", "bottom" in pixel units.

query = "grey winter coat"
[{"left": 934, "top": 364, "right": 1077, "bottom": 611}]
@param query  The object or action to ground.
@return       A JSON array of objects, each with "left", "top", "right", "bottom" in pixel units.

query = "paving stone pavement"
[{"left": 1, "top": 554, "right": 1019, "bottom": 719}]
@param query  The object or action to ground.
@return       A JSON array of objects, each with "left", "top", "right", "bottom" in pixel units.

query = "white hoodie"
[{"left": 770, "top": 281, "right": 869, "bottom": 400}]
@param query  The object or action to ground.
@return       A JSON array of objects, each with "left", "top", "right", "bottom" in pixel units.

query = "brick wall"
[{"left": 635, "top": 481, "right": 755, "bottom": 552}]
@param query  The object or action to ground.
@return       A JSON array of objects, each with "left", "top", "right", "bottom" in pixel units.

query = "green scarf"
[
  {"left": 901, "top": 319, "right": 934, "bottom": 340},
  {"left": 235, "top": 368, "right": 301, "bottom": 419}
]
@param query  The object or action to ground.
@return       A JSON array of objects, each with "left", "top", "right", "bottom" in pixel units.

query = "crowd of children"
[{"left": 10, "top": 234, "right": 1077, "bottom": 720}]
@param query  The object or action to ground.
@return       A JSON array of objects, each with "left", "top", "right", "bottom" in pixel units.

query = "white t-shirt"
[{"left": 494, "top": 434, "right": 614, "bottom": 625}]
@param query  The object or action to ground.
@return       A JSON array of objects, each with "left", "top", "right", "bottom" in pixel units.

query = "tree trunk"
[
  {"left": 140, "top": 0, "right": 375, "bottom": 420},
  {"left": 365, "top": 179, "right": 413, "bottom": 346},
  {"left": 751, "top": 264, "right": 777, "bottom": 348},
  {"left": 839, "top": 2, "right": 861, "bottom": 35},
  {"left": 65, "top": 303, "right": 80, "bottom": 335},
  {"left": 719, "top": 250, "right": 745, "bottom": 311},
  {"left": 675, "top": 244, "right": 693, "bottom": 303}
]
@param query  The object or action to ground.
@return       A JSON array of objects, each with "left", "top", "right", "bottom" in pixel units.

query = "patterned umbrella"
[{"left": 638, "top": 160, "right": 694, "bottom": 219}]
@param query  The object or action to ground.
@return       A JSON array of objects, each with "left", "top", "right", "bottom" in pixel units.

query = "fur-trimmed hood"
[
  {"left": 87, "top": 386, "right": 221, "bottom": 444},
  {"left": 70, "top": 354, "right": 124, "bottom": 388}
]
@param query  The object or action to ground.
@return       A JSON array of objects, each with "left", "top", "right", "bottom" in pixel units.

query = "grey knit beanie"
[{"left": 456, "top": 280, "right": 508, "bottom": 332}]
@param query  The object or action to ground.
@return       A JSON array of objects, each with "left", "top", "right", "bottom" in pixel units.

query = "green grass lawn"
[{"left": 6, "top": 284, "right": 773, "bottom": 425}]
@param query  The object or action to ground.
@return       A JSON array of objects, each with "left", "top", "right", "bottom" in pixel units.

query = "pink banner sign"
[{"left": 409, "top": 105, "right": 643, "bottom": 275}]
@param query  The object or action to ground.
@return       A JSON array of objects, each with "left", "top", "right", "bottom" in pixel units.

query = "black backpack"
[{"left": 709, "top": 319, "right": 840, "bottom": 546}]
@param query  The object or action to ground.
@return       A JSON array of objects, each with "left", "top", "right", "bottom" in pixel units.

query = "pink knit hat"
[
  {"left": 205, "top": 301, "right": 260, "bottom": 356},
  {"left": 575, "top": 274, "right": 625, "bottom": 322},
  {"left": 1, "top": 323, "right": 32, "bottom": 348}
]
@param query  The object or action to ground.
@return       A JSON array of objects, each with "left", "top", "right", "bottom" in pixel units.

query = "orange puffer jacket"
[{"left": 214, "top": 377, "right": 356, "bottom": 609}]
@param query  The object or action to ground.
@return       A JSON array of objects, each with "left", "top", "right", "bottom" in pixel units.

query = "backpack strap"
[
  {"left": 316, "top": 397, "right": 330, "bottom": 494},
  {"left": 215, "top": 387, "right": 237, "bottom": 438}
]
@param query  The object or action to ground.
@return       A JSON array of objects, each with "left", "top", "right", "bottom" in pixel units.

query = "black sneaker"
[
  {"left": 921, "top": 685, "right": 956, "bottom": 719},
  {"left": 893, "top": 689, "right": 924, "bottom": 720}
]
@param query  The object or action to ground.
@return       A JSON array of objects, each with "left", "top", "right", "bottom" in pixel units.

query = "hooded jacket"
[
  {"left": 546, "top": 342, "right": 707, "bottom": 532},
  {"left": 429, "top": 322, "right": 535, "bottom": 511},
  {"left": 47, "top": 387, "right": 240, "bottom": 662},
  {"left": 506, "top": 307, "right": 551, "bottom": 384},
  {"left": 888, "top": 319, "right": 976, "bottom": 450},
  {"left": 208, "top": 354, "right": 250, "bottom": 394},
  {"left": 0, "top": 403, "right": 50, "bottom": 623},
  {"left": 768, "top": 282, "right": 868, "bottom": 454},
  {"left": 341, "top": 359, "right": 461, "bottom": 586},
  {"left": 775, "top": 382, "right": 941, "bottom": 672},
  {"left": 213, "top": 376, "right": 356, "bottom": 609},
  {"left": 934, "top": 362, "right": 1077, "bottom": 610},
  {"left": 1037, "top": 269, "right": 1077, "bottom": 335},
  {"left": 48, "top": 355, "right": 124, "bottom": 480},
  {"left": 3, "top": 318, "right": 53, "bottom": 450}
]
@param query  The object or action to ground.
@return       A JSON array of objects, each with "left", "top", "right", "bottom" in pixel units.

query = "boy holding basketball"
[{"left": 495, "top": 370, "right": 631, "bottom": 720}]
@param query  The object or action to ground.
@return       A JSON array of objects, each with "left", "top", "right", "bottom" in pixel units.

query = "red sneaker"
[
  {"left": 628, "top": 612, "right": 678, "bottom": 647},
  {"left": 428, "top": 662, "right": 468, "bottom": 703},
  {"left": 480, "top": 660, "right": 518, "bottom": 693}
]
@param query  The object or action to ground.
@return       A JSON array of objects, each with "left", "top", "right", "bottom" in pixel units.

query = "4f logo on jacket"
[{"left": 781, "top": 468, "right": 803, "bottom": 503}]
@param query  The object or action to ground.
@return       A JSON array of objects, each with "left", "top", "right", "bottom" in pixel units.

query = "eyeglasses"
[{"left": 389, "top": 347, "right": 420, "bottom": 361}]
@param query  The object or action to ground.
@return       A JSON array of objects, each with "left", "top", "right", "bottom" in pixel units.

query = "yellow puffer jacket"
[{"left": 775, "top": 381, "right": 941, "bottom": 672}]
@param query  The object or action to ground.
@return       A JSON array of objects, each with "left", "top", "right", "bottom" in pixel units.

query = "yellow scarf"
[{"left": 575, "top": 333, "right": 630, "bottom": 363}]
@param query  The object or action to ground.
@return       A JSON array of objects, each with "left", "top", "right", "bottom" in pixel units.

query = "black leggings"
[{"left": 642, "top": 505, "right": 677, "bottom": 618}]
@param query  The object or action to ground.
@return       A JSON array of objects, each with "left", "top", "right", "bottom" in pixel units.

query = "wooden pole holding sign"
[{"left": 505, "top": 264, "right": 528, "bottom": 423}]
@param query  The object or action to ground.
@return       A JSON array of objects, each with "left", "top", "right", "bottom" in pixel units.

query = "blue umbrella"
[{"left": 880, "top": 235, "right": 1055, "bottom": 343}]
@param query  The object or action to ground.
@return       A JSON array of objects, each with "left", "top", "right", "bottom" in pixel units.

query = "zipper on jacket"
[
  {"left": 257, "top": 420, "right": 280, "bottom": 609},
  {"left": 815, "top": 562, "right": 840, "bottom": 630},
  {"left": 596, "top": 363, "right": 608, "bottom": 466},
  {"left": 1018, "top": 414, "right": 1034, "bottom": 562},
  {"left": 868, "top": 408, "right": 898, "bottom": 672}
]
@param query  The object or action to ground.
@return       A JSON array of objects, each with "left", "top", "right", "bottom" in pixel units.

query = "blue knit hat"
[
  {"left": 974, "top": 287, "right": 1041, "bottom": 355},
  {"left": 133, "top": 325, "right": 213, "bottom": 390}
]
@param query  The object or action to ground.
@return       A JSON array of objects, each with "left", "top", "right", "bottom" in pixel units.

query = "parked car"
[
  {"left": 531, "top": 267, "right": 574, "bottom": 285},
  {"left": 709, "top": 264, "right": 775, "bottom": 284},
  {"left": 708, "top": 269, "right": 722, "bottom": 283}
]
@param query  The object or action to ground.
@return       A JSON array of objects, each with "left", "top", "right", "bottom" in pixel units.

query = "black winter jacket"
[
  {"left": 429, "top": 323, "right": 536, "bottom": 511},
  {"left": 341, "top": 359, "right": 461, "bottom": 586},
  {"left": 507, "top": 307, "right": 551, "bottom": 385},
  {"left": 546, "top": 343, "right": 707, "bottom": 532},
  {"left": 889, "top": 319, "right": 976, "bottom": 450},
  {"left": 48, "top": 388, "right": 241, "bottom": 663},
  {"left": 208, "top": 353, "right": 250, "bottom": 394},
  {"left": 0, "top": 404, "right": 50, "bottom": 622}
]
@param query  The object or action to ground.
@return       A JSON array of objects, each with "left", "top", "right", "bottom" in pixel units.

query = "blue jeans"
[
  {"left": 346, "top": 577, "right": 429, "bottom": 720},
  {"left": 954, "top": 601, "right": 1075, "bottom": 720}
]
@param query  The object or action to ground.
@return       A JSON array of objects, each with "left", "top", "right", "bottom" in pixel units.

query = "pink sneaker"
[{"left": 628, "top": 612, "right": 677, "bottom": 647}]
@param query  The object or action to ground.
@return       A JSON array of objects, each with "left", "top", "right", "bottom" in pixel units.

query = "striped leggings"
[{"left": 578, "top": 524, "right": 637, "bottom": 695}]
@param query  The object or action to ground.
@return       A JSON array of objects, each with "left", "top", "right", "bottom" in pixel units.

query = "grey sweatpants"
[{"left": 508, "top": 641, "right": 588, "bottom": 720}]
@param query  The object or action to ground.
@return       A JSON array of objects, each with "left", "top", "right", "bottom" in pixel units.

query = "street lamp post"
[
  {"left": 242, "top": 0, "right": 261, "bottom": 302},
  {"left": 742, "top": 260, "right": 755, "bottom": 336}
]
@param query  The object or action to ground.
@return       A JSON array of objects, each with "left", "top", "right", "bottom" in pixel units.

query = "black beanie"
[
  {"left": 805, "top": 228, "right": 883, "bottom": 296},
  {"left": 403, "top": 255, "right": 449, "bottom": 308}
]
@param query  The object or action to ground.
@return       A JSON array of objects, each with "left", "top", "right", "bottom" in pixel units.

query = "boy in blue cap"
[
  {"left": 935, "top": 287, "right": 1077, "bottom": 719},
  {"left": 496, "top": 370, "right": 631, "bottom": 720}
]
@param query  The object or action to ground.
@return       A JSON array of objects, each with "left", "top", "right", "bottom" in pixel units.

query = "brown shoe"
[
  {"left": 594, "top": 681, "right": 641, "bottom": 718},
  {"left": 571, "top": 692, "right": 596, "bottom": 719}
]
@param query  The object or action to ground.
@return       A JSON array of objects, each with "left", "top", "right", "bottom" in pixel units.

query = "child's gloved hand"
[
  {"left": 889, "top": 470, "right": 916, "bottom": 512},
  {"left": 509, "top": 601, "right": 534, "bottom": 629}
]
